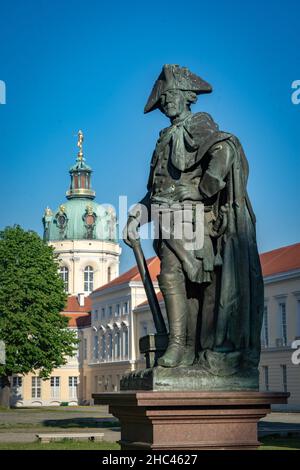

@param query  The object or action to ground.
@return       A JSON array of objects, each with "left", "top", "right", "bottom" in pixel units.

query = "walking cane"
[{"left": 131, "top": 239, "right": 167, "bottom": 335}]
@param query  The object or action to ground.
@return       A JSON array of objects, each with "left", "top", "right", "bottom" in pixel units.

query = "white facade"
[
  {"left": 259, "top": 269, "right": 300, "bottom": 410},
  {"left": 82, "top": 278, "right": 161, "bottom": 400},
  {"left": 51, "top": 239, "right": 121, "bottom": 296}
]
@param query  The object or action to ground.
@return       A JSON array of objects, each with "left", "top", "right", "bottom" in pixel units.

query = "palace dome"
[{"left": 43, "top": 131, "right": 117, "bottom": 242}]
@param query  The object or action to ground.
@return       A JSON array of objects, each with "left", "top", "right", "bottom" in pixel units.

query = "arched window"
[
  {"left": 84, "top": 266, "right": 94, "bottom": 292},
  {"left": 60, "top": 266, "right": 69, "bottom": 292},
  {"left": 114, "top": 331, "right": 120, "bottom": 359},
  {"left": 123, "top": 329, "right": 129, "bottom": 359},
  {"left": 107, "top": 266, "right": 111, "bottom": 283},
  {"left": 107, "top": 333, "right": 113, "bottom": 360},
  {"left": 101, "top": 334, "right": 106, "bottom": 360}
]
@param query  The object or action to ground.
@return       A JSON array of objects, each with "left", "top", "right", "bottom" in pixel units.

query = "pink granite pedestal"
[{"left": 93, "top": 391, "right": 289, "bottom": 450}]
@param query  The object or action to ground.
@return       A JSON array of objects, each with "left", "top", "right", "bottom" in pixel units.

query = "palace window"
[
  {"left": 94, "top": 335, "right": 99, "bottom": 359},
  {"left": 107, "top": 266, "right": 111, "bottom": 282},
  {"left": 281, "top": 365, "right": 288, "bottom": 393},
  {"left": 261, "top": 306, "right": 269, "bottom": 347},
  {"left": 50, "top": 377, "right": 60, "bottom": 399},
  {"left": 263, "top": 366, "right": 269, "bottom": 391},
  {"left": 108, "top": 333, "right": 113, "bottom": 359},
  {"left": 123, "top": 301, "right": 129, "bottom": 315},
  {"left": 12, "top": 376, "right": 22, "bottom": 388},
  {"left": 123, "top": 330, "right": 129, "bottom": 359},
  {"left": 69, "top": 376, "right": 78, "bottom": 399},
  {"left": 280, "top": 302, "right": 288, "bottom": 346},
  {"left": 84, "top": 266, "right": 94, "bottom": 292},
  {"left": 114, "top": 332, "right": 120, "bottom": 359},
  {"left": 60, "top": 266, "right": 69, "bottom": 292},
  {"left": 32, "top": 377, "right": 41, "bottom": 399},
  {"left": 101, "top": 335, "right": 106, "bottom": 359}
]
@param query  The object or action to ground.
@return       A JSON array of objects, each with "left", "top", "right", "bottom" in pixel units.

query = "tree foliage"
[{"left": 0, "top": 226, "right": 78, "bottom": 379}]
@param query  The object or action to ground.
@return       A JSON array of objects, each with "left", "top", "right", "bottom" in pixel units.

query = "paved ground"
[
  {"left": 258, "top": 412, "right": 300, "bottom": 437},
  {"left": 0, "top": 407, "right": 299, "bottom": 443}
]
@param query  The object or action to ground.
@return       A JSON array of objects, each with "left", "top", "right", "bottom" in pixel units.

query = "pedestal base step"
[{"left": 93, "top": 391, "right": 289, "bottom": 450}]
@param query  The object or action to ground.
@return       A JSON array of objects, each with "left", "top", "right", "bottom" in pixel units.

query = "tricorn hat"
[{"left": 144, "top": 64, "right": 212, "bottom": 114}]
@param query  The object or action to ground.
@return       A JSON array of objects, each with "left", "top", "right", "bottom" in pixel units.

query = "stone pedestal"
[{"left": 93, "top": 391, "right": 288, "bottom": 450}]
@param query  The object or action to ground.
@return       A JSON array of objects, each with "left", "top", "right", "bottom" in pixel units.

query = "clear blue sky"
[{"left": 0, "top": 0, "right": 299, "bottom": 273}]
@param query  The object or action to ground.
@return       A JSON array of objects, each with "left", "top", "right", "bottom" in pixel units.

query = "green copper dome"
[{"left": 43, "top": 131, "right": 117, "bottom": 242}]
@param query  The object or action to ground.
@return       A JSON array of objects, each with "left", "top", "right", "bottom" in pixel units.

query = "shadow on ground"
[
  {"left": 258, "top": 421, "right": 300, "bottom": 436},
  {"left": 42, "top": 417, "right": 120, "bottom": 429}
]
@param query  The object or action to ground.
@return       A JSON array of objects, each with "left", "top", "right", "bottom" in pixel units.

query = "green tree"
[{"left": 0, "top": 226, "right": 78, "bottom": 407}]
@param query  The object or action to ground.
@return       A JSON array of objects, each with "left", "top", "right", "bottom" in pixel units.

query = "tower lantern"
[{"left": 66, "top": 130, "right": 95, "bottom": 200}]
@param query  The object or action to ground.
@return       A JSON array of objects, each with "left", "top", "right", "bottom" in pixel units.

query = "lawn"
[
  {"left": 0, "top": 440, "right": 120, "bottom": 450},
  {"left": 0, "top": 419, "right": 119, "bottom": 430},
  {"left": 0, "top": 436, "right": 299, "bottom": 450},
  {"left": 259, "top": 436, "right": 300, "bottom": 450}
]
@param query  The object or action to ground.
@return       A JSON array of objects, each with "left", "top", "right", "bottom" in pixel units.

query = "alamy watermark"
[
  {"left": 120, "top": 196, "right": 205, "bottom": 251},
  {"left": 291, "top": 339, "right": 300, "bottom": 365},
  {"left": 0, "top": 80, "right": 6, "bottom": 104},
  {"left": 291, "top": 80, "right": 300, "bottom": 105}
]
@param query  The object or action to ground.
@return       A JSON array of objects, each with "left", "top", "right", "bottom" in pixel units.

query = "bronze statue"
[{"left": 123, "top": 64, "right": 264, "bottom": 384}]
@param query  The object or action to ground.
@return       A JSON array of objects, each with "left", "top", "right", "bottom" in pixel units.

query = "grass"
[
  {"left": 0, "top": 440, "right": 120, "bottom": 450},
  {"left": 259, "top": 436, "right": 300, "bottom": 450},
  {"left": 0, "top": 419, "right": 119, "bottom": 430},
  {"left": 6, "top": 406, "right": 107, "bottom": 413},
  {"left": 0, "top": 436, "right": 299, "bottom": 451}
]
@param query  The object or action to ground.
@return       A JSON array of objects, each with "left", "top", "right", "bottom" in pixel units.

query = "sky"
[{"left": 0, "top": 0, "right": 299, "bottom": 273}]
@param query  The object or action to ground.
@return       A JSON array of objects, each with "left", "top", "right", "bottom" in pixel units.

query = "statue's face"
[{"left": 160, "top": 89, "right": 188, "bottom": 118}]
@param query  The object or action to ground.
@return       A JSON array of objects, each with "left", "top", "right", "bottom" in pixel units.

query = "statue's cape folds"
[
  {"left": 189, "top": 117, "right": 264, "bottom": 365},
  {"left": 215, "top": 135, "right": 264, "bottom": 367}
]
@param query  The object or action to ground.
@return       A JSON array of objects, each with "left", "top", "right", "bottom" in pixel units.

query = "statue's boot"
[
  {"left": 179, "top": 297, "right": 198, "bottom": 366},
  {"left": 157, "top": 274, "right": 187, "bottom": 368}
]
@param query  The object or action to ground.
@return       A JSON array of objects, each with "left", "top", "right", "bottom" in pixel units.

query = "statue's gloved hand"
[
  {"left": 173, "top": 184, "right": 202, "bottom": 202},
  {"left": 122, "top": 216, "right": 140, "bottom": 248}
]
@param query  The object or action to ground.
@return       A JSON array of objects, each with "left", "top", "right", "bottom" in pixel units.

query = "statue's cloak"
[{"left": 214, "top": 135, "right": 264, "bottom": 367}]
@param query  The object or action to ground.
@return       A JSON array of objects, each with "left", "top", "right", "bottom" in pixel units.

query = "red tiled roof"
[
  {"left": 62, "top": 295, "right": 92, "bottom": 313},
  {"left": 260, "top": 243, "right": 300, "bottom": 277},
  {"left": 92, "top": 243, "right": 299, "bottom": 300},
  {"left": 61, "top": 295, "right": 92, "bottom": 328},
  {"left": 93, "top": 256, "right": 160, "bottom": 293},
  {"left": 63, "top": 312, "right": 91, "bottom": 328},
  {"left": 134, "top": 244, "right": 300, "bottom": 310},
  {"left": 136, "top": 291, "right": 164, "bottom": 309}
]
